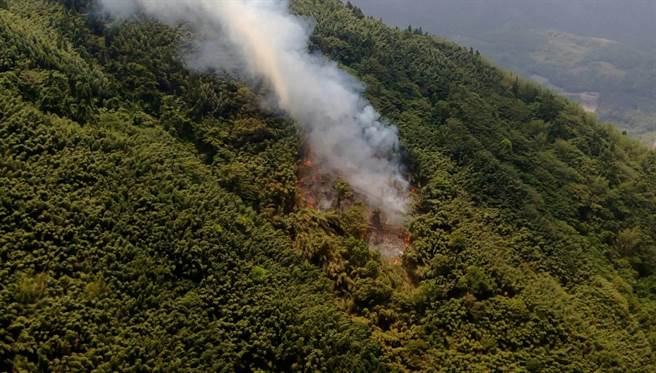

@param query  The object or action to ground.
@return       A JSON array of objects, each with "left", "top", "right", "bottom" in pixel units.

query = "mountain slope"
[
  {"left": 0, "top": 1, "right": 381, "bottom": 371},
  {"left": 351, "top": 0, "right": 656, "bottom": 143},
  {"left": 296, "top": 1, "right": 656, "bottom": 369},
  {"left": 1, "top": 0, "right": 655, "bottom": 371},
  {"left": 451, "top": 28, "right": 656, "bottom": 143}
]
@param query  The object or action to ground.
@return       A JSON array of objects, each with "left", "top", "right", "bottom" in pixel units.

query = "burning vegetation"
[{"left": 298, "top": 150, "right": 412, "bottom": 260}]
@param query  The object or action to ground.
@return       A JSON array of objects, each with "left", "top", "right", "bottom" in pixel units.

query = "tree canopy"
[{"left": 0, "top": 0, "right": 654, "bottom": 371}]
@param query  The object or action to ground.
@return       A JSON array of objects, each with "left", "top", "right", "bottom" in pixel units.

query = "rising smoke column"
[{"left": 99, "top": 0, "right": 409, "bottom": 223}]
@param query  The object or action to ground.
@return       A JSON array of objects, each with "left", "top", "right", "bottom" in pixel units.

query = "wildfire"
[
  {"left": 403, "top": 231, "right": 411, "bottom": 249},
  {"left": 305, "top": 193, "right": 316, "bottom": 209},
  {"left": 410, "top": 186, "right": 417, "bottom": 194},
  {"left": 303, "top": 158, "right": 313, "bottom": 167}
]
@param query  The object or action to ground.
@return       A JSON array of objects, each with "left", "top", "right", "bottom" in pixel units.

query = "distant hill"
[
  {"left": 1, "top": 0, "right": 655, "bottom": 370},
  {"left": 352, "top": 0, "right": 656, "bottom": 144},
  {"left": 453, "top": 28, "right": 656, "bottom": 143},
  {"left": 350, "top": 0, "right": 656, "bottom": 50}
]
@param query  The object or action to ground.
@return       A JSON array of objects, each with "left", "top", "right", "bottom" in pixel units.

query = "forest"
[{"left": 1, "top": 0, "right": 655, "bottom": 371}]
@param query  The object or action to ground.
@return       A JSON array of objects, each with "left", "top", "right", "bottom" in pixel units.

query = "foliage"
[
  {"left": 0, "top": 0, "right": 654, "bottom": 371},
  {"left": 294, "top": 0, "right": 656, "bottom": 369}
]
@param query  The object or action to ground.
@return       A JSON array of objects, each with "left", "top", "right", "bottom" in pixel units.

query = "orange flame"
[
  {"left": 303, "top": 158, "right": 313, "bottom": 167},
  {"left": 403, "top": 232, "right": 411, "bottom": 249},
  {"left": 410, "top": 186, "right": 417, "bottom": 193},
  {"left": 306, "top": 193, "right": 316, "bottom": 209}
]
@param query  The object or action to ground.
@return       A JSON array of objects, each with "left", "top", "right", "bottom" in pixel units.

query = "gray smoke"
[{"left": 99, "top": 0, "right": 409, "bottom": 223}]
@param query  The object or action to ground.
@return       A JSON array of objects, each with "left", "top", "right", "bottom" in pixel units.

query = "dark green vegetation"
[{"left": 1, "top": 0, "right": 655, "bottom": 371}]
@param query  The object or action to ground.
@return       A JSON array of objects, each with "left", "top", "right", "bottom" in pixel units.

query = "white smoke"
[{"left": 99, "top": 0, "right": 409, "bottom": 223}]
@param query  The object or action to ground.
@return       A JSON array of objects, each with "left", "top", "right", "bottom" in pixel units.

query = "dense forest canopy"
[{"left": 1, "top": 0, "right": 655, "bottom": 371}]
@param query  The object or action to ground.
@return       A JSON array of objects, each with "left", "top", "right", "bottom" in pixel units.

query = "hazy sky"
[{"left": 351, "top": 0, "right": 656, "bottom": 49}]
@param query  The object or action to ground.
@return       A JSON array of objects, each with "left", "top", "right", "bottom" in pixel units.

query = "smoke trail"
[{"left": 99, "top": 0, "right": 409, "bottom": 223}]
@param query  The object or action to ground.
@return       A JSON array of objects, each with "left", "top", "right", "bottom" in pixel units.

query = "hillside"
[
  {"left": 1, "top": 0, "right": 655, "bottom": 371},
  {"left": 352, "top": 0, "right": 656, "bottom": 144},
  {"left": 451, "top": 29, "right": 656, "bottom": 144}
]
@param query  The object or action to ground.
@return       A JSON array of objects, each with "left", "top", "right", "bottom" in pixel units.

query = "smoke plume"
[{"left": 99, "top": 0, "right": 409, "bottom": 223}]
